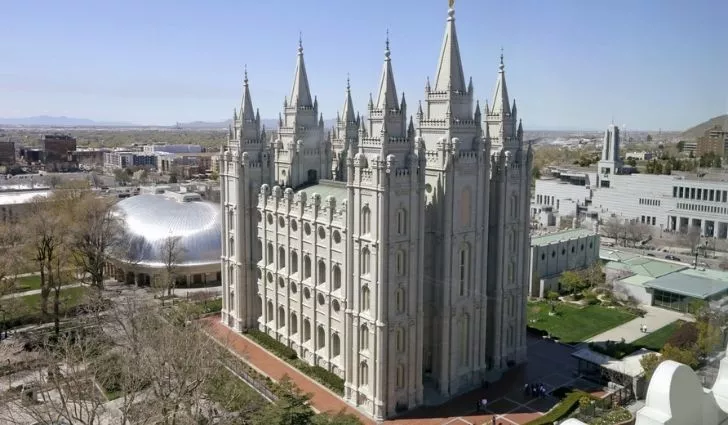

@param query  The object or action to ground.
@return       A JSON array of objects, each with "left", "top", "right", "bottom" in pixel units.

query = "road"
[{"left": 600, "top": 240, "right": 727, "bottom": 270}]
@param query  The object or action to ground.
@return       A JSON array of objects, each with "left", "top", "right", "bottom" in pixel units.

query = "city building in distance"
[{"left": 220, "top": 4, "right": 533, "bottom": 420}]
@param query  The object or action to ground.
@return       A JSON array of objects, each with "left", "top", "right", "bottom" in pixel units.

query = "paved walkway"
[
  {"left": 203, "top": 317, "right": 605, "bottom": 425},
  {"left": 0, "top": 283, "right": 84, "bottom": 300},
  {"left": 586, "top": 305, "right": 691, "bottom": 344}
]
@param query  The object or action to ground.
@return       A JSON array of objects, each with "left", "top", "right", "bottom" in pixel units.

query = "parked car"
[{"left": 665, "top": 255, "right": 681, "bottom": 261}]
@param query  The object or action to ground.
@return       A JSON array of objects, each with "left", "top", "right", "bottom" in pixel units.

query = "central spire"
[
  {"left": 375, "top": 30, "right": 399, "bottom": 111},
  {"left": 240, "top": 65, "right": 255, "bottom": 122},
  {"left": 433, "top": 5, "right": 466, "bottom": 93},
  {"left": 289, "top": 34, "right": 313, "bottom": 108},
  {"left": 342, "top": 75, "right": 356, "bottom": 124},
  {"left": 490, "top": 50, "right": 511, "bottom": 116}
]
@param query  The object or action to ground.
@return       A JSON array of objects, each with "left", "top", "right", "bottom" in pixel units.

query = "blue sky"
[{"left": 2, "top": 0, "right": 727, "bottom": 131}]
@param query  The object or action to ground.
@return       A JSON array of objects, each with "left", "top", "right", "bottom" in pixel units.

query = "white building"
[
  {"left": 532, "top": 124, "right": 728, "bottom": 239},
  {"left": 220, "top": 5, "right": 532, "bottom": 420},
  {"left": 143, "top": 144, "right": 203, "bottom": 154},
  {"left": 529, "top": 228, "right": 600, "bottom": 297}
]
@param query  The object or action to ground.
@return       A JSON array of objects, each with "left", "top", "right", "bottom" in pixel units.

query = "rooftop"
[
  {"left": 646, "top": 269, "right": 728, "bottom": 299},
  {"left": 295, "top": 180, "right": 348, "bottom": 202},
  {"left": 600, "top": 248, "right": 642, "bottom": 262},
  {"left": 531, "top": 228, "right": 597, "bottom": 247},
  {"left": 572, "top": 347, "right": 657, "bottom": 378},
  {"left": 0, "top": 190, "right": 52, "bottom": 206}
]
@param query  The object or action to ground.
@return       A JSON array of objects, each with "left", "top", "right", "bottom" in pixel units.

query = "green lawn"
[
  {"left": 15, "top": 275, "right": 42, "bottom": 291},
  {"left": 527, "top": 301, "right": 636, "bottom": 344},
  {"left": 4, "top": 286, "right": 90, "bottom": 327},
  {"left": 632, "top": 320, "right": 683, "bottom": 351}
]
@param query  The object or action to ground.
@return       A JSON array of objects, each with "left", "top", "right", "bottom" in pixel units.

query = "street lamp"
[{"left": 0, "top": 308, "right": 6, "bottom": 340}]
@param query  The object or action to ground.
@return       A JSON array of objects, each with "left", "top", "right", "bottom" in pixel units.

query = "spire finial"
[
  {"left": 346, "top": 73, "right": 351, "bottom": 91},
  {"left": 385, "top": 29, "right": 391, "bottom": 58},
  {"left": 448, "top": 0, "right": 455, "bottom": 17},
  {"left": 298, "top": 31, "right": 303, "bottom": 54},
  {"left": 243, "top": 64, "right": 248, "bottom": 84},
  {"left": 499, "top": 47, "right": 505, "bottom": 71}
]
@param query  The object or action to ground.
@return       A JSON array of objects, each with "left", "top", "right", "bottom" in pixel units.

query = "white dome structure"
[{"left": 107, "top": 193, "right": 222, "bottom": 287}]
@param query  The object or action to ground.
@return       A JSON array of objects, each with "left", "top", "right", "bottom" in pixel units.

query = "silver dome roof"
[{"left": 115, "top": 194, "right": 221, "bottom": 268}]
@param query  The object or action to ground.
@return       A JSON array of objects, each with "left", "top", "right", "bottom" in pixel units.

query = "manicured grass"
[
  {"left": 632, "top": 320, "right": 684, "bottom": 351},
  {"left": 527, "top": 301, "right": 636, "bottom": 344},
  {"left": 15, "top": 275, "right": 42, "bottom": 291},
  {"left": 4, "top": 286, "right": 90, "bottom": 327}
]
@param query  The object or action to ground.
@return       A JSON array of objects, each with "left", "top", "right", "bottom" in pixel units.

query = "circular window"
[
  {"left": 291, "top": 219, "right": 298, "bottom": 232},
  {"left": 333, "top": 230, "right": 341, "bottom": 244},
  {"left": 425, "top": 184, "right": 433, "bottom": 193},
  {"left": 267, "top": 214, "right": 273, "bottom": 225},
  {"left": 580, "top": 244, "right": 584, "bottom": 251},
  {"left": 561, "top": 249, "right": 566, "bottom": 255},
  {"left": 304, "top": 223, "right": 311, "bottom": 235},
  {"left": 541, "top": 253, "right": 545, "bottom": 260},
  {"left": 318, "top": 227, "right": 326, "bottom": 239},
  {"left": 278, "top": 277, "right": 285, "bottom": 288},
  {"left": 256, "top": 212, "right": 262, "bottom": 222},
  {"left": 303, "top": 287, "right": 311, "bottom": 299},
  {"left": 332, "top": 299, "right": 340, "bottom": 312},
  {"left": 318, "top": 293, "right": 325, "bottom": 306},
  {"left": 571, "top": 246, "right": 575, "bottom": 253},
  {"left": 551, "top": 251, "right": 556, "bottom": 258},
  {"left": 291, "top": 282, "right": 297, "bottom": 294},
  {"left": 266, "top": 272, "right": 273, "bottom": 283},
  {"left": 279, "top": 217, "right": 285, "bottom": 228}
]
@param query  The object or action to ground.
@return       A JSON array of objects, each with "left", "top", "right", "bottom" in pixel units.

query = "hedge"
[
  {"left": 246, "top": 329, "right": 345, "bottom": 395},
  {"left": 525, "top": 390, "right": 594, "bottom": 425}
]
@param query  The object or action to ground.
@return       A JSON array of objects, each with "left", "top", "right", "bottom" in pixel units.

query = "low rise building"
[
  {"left": 529, "top": 228, "right": 600, "bottom": 297},
  {"left": 142, "top": 144, "right": 202, "bottom": 154},
  {"left": 697, "top": 126, "right": 728, "bottom": 158},
  {"left": 40, "top": 134, "right": 77, "bottom": 170}
]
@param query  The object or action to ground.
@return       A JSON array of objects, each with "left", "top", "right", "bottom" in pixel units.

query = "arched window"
[
  {"left": 395, "top": 288, "right": 405, "bottom": 314},
  {"left": 266, "top": 301, "right": 273, "bottom": 322},
  {"left": 361, "top": 248, "right": 370, "bottom": 275},
  {"left": 459, "top": 244, "right": 470, "bottom": 296},
  {"left": 318, "top": 260, "right": 326, "bottom": 284},
  {"left": 277, "top": 306, "right": 285, "bottom": 328},
  {"left": 304, "top": 256, "right": 312, "bottom": 279},
  {"left": 396, "top": 250, "right": 407, "bottom": 276},
  {"left": 362, "top": 207, "right": 371, "bottom": 234},
  {"left": 267, "top": 243, "right": 274, "bottom": 265},
  {"left": 256, "top": 239, "right": 262, "bottom": 258},
  {"left": 510, "top": 194, "right": 518, "bottom": 217},
  {"left": 278, "top": 247, "right": 286, "bottom": 268},
  {"left": 361, "top": 286, "right": 371, "bottom": 311},
  {"left": 396, "top": 328, "right": 406, "bottom": 353},
  {"left": 333, "top": 265, "right": 341, "bottom": 290},
  {"left": 508, "top": 261, "right": 514, "bottom": 283},
  {"left": 460, "top": 187, "right": 472, "bottom": 227},
  {"left": 360, "top": 324, "right": 369, "bottom": 350},
  {"left": 291, "top": 251, "right": 298, "bottom": 273},
  {"left": 396, "top": 364, "right": 405, "bottom": 389},
  {"left": 228, "top": 237, "right": 235, "bottom": 256},
  {"left": 303, "top": 319, "right": 311, "bottom": 341},
  {"left": 396, "top": 208, "right": 407, "bottom": 235},
  {"left": 332, "top": 333, "right": 341, "bottom": 357},
  {"left": 317, "top": 326, "right": 326, "bottom": 349},
  {"left": 228, "top": 210, "right": 235, "bottom": 230},
  {"left": 460, "top": 314, "right": 470, "bottom": 366},
  {"left": 290, "top": 312, "right": 298, "bottom": 334},
  {"left": 360, "top": 362, "right": 369, "bottom": 386}
]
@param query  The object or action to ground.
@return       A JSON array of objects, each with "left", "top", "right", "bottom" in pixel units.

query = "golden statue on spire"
[{"left": 449, "top": 0, "right": 455, "bottom": 8}]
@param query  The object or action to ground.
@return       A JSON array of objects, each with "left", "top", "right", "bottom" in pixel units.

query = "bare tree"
[
  {"left": 683, "top": 225, "right": 702, "bottom": 254},
  {"left": 160, "top": 235, "right": 185, "bottom": 298},
  {"left": 0, "top": 221, "right": 22, "bottom": 297},
  {"left": 625, "top": 221, "right": 651, "bottom": 247},
  {"left": 601, "top": 216, "right": 624, "bottom": 244},
  {"left": 68, "top": 194, "right": 125, "bottom": 289}
]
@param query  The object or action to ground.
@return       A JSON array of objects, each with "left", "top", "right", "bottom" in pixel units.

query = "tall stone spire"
[
  {"left": 490, "top": 50, "right": 511, "bottom": 116},
  {"left": 375, "top": 31, "right": 399, "bottom": 111},
  {"left": 289, "top": 35, "right": 313, "bottom": 108},
  {"left": 342, "top": 75, "right": 356, "bottom": 124},
  {"left": 433, "top": 6, "right": 466, "bottom": 93},
  {"left": 240, "top": 66, "right": 256, "bottom": 122}
]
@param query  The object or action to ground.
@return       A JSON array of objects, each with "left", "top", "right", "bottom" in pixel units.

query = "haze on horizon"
[{"left": 1, "top": 0, "right": 726, "bottom": 131}]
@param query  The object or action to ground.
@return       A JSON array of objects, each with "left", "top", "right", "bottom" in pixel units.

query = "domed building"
[{"left": 106, "top": 191, "right": 222, "bottom": 287}]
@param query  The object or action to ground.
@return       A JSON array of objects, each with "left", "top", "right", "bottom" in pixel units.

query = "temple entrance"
[{"left": 307, "top": 169, "right": 317, "bottom": 184}]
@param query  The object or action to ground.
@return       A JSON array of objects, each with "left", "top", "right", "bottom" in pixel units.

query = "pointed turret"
[
  {"left": 490, "top": 51, "right": 511, "bottom": 116},
  {"left": 319, "top": 113, "right": 324, "bottom": 128},
  {"left": 517, "top": 118, "right": 523, "bottom": 140},
  {"left": 240, "top": 68, "right": 256, "bottom": 122},
  {"left": 341, "top": 76, "right": 356, "bottom": 124},
  {"left": 375, "top": 34, "right": 399, "bottom": 111},
  {"left": 474, "top": 100, "right": 481, "bottom": 121},
  {"left": 289, "top": 37, "right": 313, "bottom": 108},
  {"left": 433, "top": 6, "right": 466, "bottom": 93},
  {"left": 417, "top": 101, "right": 424, "bottom": 120}
]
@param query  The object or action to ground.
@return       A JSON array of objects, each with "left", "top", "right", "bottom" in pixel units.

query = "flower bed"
[{"left": 525, "top": 390, "right": 595, "bottom": 425}]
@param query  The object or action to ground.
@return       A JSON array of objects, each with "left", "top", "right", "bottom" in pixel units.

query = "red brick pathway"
[{"left": 203, "top": 316, "right": 592, "bottom": 425}]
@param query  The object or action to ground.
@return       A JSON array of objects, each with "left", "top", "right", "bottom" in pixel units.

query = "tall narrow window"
[
  {"left": 332, "top": 333, "right": 341, "bottom": 357},
  {"left": 291, "top": 251, "right": 298, "bottom": 273},
  {"left": 395, "top": 288, "right": 405, "bottom": 314},
  {"left": 360, "top": 324, "right": 369, "bottom": 350},
  {"left": 396, "top": 250, "right": 407, "bottom": 276},
  {"left": 318, "top": 260, "right": 326, "bottom": 284},
  {"left": 266, "top": 301, "right": 273, "bottom": 322},
  {"left": 360, "top": 362, "right": 369, "bottom": 386},
  {"left": 290, "top": 313, "right": 298, "bottom": 334},
  {"left": 228, "top": 237, "right": 235, "bottom": 256},
  {"left": 361, "top": 248, "right": 370, "bottom": 275},
  {"left": 396, "top": 209, "right": 407, "bottom": 235},
  {"left": 303, "top": 319, "right": 311, "bottom": 341},
  {"left": 317, "top": 326, "right": 326, "bottom": 349},
  {"left": 304, "top": 256, "right": 312, "bottom": 279},
  {"left": 362, "top": 207, "right": 371, "bottom": 234},
  {"left": 228, "top": 210, "right": 235, "bottom": 231},
  {"left": 459, "top": 245, "right": 470, "bottom": 296},
  {"left": 267, "top": 243, "right": 274, "bottom": 265},
  {"left": 278, "top": 247, "right": 286, "bottom": 269},
  {"left": 396, "top": 328, "right": 406, "bottom": 353},
  {"left": 277, "top": 306, "right": 285, "bottom": 328},
  {"left": 361, "top": 286, "right": 371, "bottom": 311},
  {"left": 460, "top": 314, "right": 470, "bottom": 366},
  {"left": 333, "top": 265, "right": 341, "bottom": 290},
  {"left": 396, "top": 364, "right": 405, "bottom": 389}
]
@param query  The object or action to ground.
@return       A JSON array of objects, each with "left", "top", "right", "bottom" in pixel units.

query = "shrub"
[
  {"left": 246, "top": 329, "right": 298, "bottom": 360},
  {"left": 590, "top": 407, "right": 633, "bottom": 425},
  {"left": 526, "top": 390, "right": 594, "bottom": 425},
  {"left": 546, "top": 291, "right": 560, "bottom": 301},
  {"left": 589, "top": 339, "right": 638, "bottom": 359},
  {"left": 584, "top": 293, "right": 600, "bottom": 305},
  {"left": 527, "top": 326, "right": 548, "bottom": 337},
  {"left": 291, "top": 359, "right": 345, "bottom": 394},
  {"left": 666, "top": 322, "right": 698, "bottom": 349}
]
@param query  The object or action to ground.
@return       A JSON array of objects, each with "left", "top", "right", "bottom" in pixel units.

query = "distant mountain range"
[
  {"left": 681, "top": 114, "right": 728, "bottom": 140},
  {"left": 0, "top": 115, "right": 133, "bottom": 127}
]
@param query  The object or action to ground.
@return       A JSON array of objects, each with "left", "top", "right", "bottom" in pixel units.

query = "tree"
[
  {"left": 677, "top": 141, "right": 686, "bottom": 152},
  {"left": 560, "top": 271, "right": 584, "bottom": 295},
  {"left": 161, "top": 235, "right": 185, "bottom": 297},
  {"left": 683, "top": 225, "right": 702, "bottom": 254},
  {"left": 67, "top": 193, "right": 125, "bottom": 289},
  {"left": 254, "top": 376, "right": 316, "bottom": 425},
  {"left": 580, "top": 263, "right": 605, "bottom": 288},
  {"left": 640, "top": 352, "right": 661, "bottom": 381},
  {"left": 625, "top": 221, "right": 650, "bottom": 247},
  {"left": 0, "top": 221, "right": 22, "bottom": 297},
  {"left": 602, "top": 216, "right": 625, "bottom": 244},
  {"left": 660, "top": 344, "right": 699, "bottom": 369}
]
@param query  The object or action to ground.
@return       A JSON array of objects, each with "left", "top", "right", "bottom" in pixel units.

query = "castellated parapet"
[{"left": 258, "top": 182, "right": 347, "bottom": 227}]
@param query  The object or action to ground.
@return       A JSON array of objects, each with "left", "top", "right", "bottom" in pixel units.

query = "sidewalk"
[
  {"left": 586, "top": 305, "right": 691, "bottom": 344},
  {"left": 0, "top": 283, "right": 84, "bottom": 301}
]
